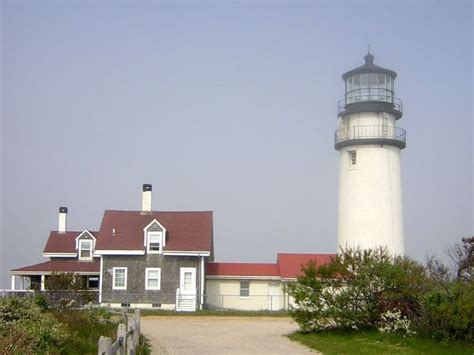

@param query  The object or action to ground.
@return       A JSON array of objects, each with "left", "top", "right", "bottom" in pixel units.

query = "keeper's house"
[{"left": 10, "top": 184, "right": 334, "bottom": 311}]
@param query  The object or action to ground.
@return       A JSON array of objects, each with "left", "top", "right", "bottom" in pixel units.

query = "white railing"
[
  {"left": 176, "top": 288, "right": 197, "bottom": 312},
  {"left": 334, "top": 125, "right": 406, "bottom": 146}
]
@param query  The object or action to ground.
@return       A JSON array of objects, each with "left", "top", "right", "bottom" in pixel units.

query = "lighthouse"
[{"left": 335, "top": 52, "right": 406, "bottom": 255}]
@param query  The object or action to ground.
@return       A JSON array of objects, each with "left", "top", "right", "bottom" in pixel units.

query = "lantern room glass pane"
[
  {"left": 353, "top": 74, "right": 360, "bottom": 87},
  {"left": 378, "top": 74, "right": 386, "bottom": 88},
  {"left": 360, "top": 73, "right": 368, "bottom": 87},
  {"left": 369, "top": 73, "right": 377, "bottom": 86}
]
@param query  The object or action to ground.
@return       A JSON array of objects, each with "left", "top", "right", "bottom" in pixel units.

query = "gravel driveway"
[{"left": 141, "top": 316, "right": 317, "bottom": 355}]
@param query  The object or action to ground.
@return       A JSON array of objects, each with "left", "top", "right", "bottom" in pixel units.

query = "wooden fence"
[{"left": 98, "top": 309, "right": 141, "bottom": 355}]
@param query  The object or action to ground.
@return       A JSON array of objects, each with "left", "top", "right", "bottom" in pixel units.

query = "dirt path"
[{"left": 141, "top": 316, "right": 317, "bottom": 355}]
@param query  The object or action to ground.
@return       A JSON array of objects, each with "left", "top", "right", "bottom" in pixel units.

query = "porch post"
[
  {"left": 40, "top": 275, "right": 45, "bottom": 291},
  {"left": 11, "top": 275, "right": 15, "bottom": 290},
  {"left": 20, "top": 277, "right": 24, "bottom": 290}
]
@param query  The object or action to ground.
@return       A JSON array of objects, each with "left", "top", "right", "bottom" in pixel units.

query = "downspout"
[
  {"left": 200, "top": 255, "right": 205, "bottom": 309},
  {"left": 99, "top": 256, "right": 103, "bottom": 304}
]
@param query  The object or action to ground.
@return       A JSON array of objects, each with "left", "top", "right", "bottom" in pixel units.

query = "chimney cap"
[
  {"left": 143, "top": 184, "right": 152, "bottom": 192},
  {"left": 59, "top": 207, "right": 68, "bottom": 213}
]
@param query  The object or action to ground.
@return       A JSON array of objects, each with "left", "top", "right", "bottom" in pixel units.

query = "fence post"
[
  {"left": 127, "top": 315, "right": 136, "bottom": 353},
  {"left": 98, "top": 336, "right": 112, "bottom": 355},
  {"left": 117, "top": 323, "right": 127, "bottom": 355},
  {"left": 135, "top": 308, "right": 141, "bottom": 339}
]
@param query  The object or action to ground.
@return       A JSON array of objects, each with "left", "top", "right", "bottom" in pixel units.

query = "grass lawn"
[{"left": 288, "top": 329, "right": 474, "bottom": 355}]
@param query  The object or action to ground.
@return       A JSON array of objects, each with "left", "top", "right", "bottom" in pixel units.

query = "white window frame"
[
  {"left": 145, "top": 268, "right": 161, "bottom": 290},
  {"left": 147, "top": 231, "right": 163, "bottom": 254},
  {"left": 112, "top": 267, "right": 127, "bottom": 290},
  {"left": 79, "top": 239, "right": 93, "bottom": 260},
  {"left": 240, "top": 280, "right": 250, "bottom": 298}
]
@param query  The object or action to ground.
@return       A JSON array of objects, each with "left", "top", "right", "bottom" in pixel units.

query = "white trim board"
[
  {"left": 94, "top": 250, "right": 145, "bottom": 255},
  {"left": 163, "top": 251, "right": 210, "bottom": 256},
  {"left": 42, "top": 253, "right": 78, "bottom": 257}
]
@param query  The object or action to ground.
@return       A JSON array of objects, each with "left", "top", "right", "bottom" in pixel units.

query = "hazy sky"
[{"left": 1, "top": 1, "right": 472, "bottom": 288}]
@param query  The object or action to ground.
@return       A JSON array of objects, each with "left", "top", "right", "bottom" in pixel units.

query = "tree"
[{"left": 44, "top": 272, "right": 84, "bottom": 309}]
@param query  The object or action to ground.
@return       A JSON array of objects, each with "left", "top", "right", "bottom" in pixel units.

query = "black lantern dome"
[{"left": 338, "top": 52, "right": 403, "bottom": 119}]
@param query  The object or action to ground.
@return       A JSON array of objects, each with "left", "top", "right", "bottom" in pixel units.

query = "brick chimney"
[
  {"left": 142, "top": 184, "right": 152, "bottom": 213},
  {"left": 58, "top": 207, "right": 68, "bottom": 233}
]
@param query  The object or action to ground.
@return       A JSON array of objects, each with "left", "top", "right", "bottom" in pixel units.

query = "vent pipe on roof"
[
  {"left": 142, "top": 184, "right": 152, "bottom": 213},
  {"left": 58, "top": 207, "right": 68, "bottom": 234}
]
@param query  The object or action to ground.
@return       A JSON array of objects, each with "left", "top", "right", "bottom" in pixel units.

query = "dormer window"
[
  {"left": 147, "top": 232, "right": 163, "bottom": 254},
  {"left": 75, "top": 230, "right": 96, "bottom": 261},
  {"left": 143, "top": 219, "right": 167, "bottom": 254},
  {"left": 79, "top": 240, "right": 93, "bottom": 260}
]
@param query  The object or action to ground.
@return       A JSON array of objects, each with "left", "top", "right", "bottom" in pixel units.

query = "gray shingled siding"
[{"left": 101, "top": 254, "right": 202, "bottom": 305}]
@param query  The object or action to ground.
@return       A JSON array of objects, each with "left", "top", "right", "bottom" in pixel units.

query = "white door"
[
  {"left": 268, "top": 284, "right": 280, "bottom": 311},
  {"left": 180, "top": 267, "right": 196, "bottom": 295}
]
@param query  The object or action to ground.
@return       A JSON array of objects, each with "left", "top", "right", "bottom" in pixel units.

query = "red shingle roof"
[
  {"left": 43, "top": 231, "right": 98, "bottom": 254},
  {"left": 11, "top": 260, "right": 100, "bottom": 273},
  {"left": 206, "top": 253, "right": 336, "bottom": 279},
  {"left": 95, "top": 210, "right": 213, "bottom": 252},
  {"left": 277, "top": 253, "right": 336, "bottom": 279},
  {"left": 206, "top": 262, "right": 280, "bottom": 277}
]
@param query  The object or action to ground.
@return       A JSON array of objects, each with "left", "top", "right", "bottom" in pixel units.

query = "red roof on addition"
[
  {"left": 206, "top": 253, "right": 336, "bottom": 279},
  {"left": 206, "top": 262, "right": 280, "bottom": 277},
  {"left": 43, "top": 231, "right": 98, "bottom": 254},
  {"left": 11, "top": 260, "right": 100, "bottom": 273},
  {"left": 95, "top": 210, "right": 213, "bottom": 252},
  {"left": 277, "top": 253, "right": 336, "bottom": 279}
]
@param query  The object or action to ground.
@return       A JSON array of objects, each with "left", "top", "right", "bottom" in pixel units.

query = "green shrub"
[
  {"left": 34, "top": 293, "right": 49, "bottom": 310},
  {"left": 0, "top": 297, "right": 69, "bottom": 353},
  {"left": 417, "top": 257, "right": 474, "bottom": 342}
]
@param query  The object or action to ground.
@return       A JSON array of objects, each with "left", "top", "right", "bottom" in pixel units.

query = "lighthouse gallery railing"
[
  {"left": 337, "top": 95, "right": 403, "bottom": 115},
  {"left": 334, "top": 125, "right": 406, "bottom": 145}
]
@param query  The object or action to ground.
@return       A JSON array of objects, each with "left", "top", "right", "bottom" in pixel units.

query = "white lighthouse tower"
[{"left": 335, "top": 52, "right": 406, "bottom": 255}]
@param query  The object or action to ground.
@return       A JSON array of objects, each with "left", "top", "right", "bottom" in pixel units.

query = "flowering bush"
[
  {"left": 379, "top": 309, "right": 416, "bottom": 337},
  {"left": 289, "top": 247, "right": 427, "bottom": 332}
]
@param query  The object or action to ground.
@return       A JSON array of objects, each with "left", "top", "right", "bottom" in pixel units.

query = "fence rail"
[
  {"left": 0, "top": 289, "right": 34, "bottom": 298},
  {"left": 98, "top": 309, "right": 141, "bottom": 355}
]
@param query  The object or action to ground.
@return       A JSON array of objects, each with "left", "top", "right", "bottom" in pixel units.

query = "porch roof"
[{"left": 10, "top": 260, "right": 100, "bottom": 275}]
